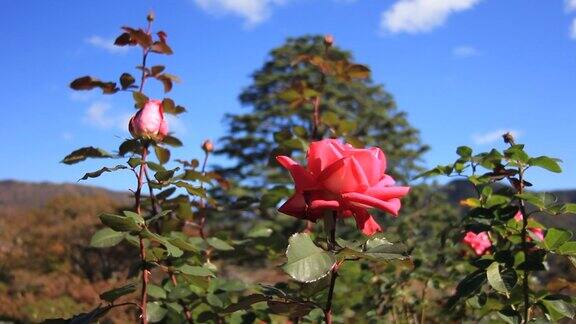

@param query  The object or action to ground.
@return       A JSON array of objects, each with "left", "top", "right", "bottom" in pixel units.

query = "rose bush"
[{"left": 276, "top": 138, "right": 410, "bottom": 235}]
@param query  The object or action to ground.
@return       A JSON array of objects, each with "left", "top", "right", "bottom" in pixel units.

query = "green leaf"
[
  {"left": 146, "top": 302, "right": 167, "bottom": 323},
  {"left": 119, "top": 139, "right": 143, "bottom": 156},
  {"left": 247, "top": 227, "right": 273, "bottom": 238},
  {"left": 177, "top": 265, "right": 213, "bottom": 277},
  {"left": 445, "top": 270, "right": 486, "bottom": 309},
  {"left": 163, "top": 135, "right": 183, "bottom": 147},
  {"left": 267, "top": 300, "right": 315, "bottom": 318},
  {"left": 119, "top": 73, "right": 136, "bottom": 89},
  {"left": 457, "top": 146, "right": 473, "bottom": 158},
  {"left": 542, "top": 298, "right": 575, "bottom": 320},
  {"left": 168, "top": 237, "right": 200, "bottom": 252},
  {"left": 544, "top": 228, "right": 572, "bottom": 250},
  {"left": 79, "top": 165, "right": 127, "bottom": 181},
  {"left": 147, "top": 284, "right": 167, "bottom": 299},
  {"left": 99, "top": 213, "right": 142, "bottom": 232},
  {"left": 154, "top": 145, "right": 170, "bottom": 164},
  {"left": 206, "top": 293, "right": 224, "bottom": 308},
  {"left": 222, "top": 294, "right": 269, "bottom": 314},
  {"left": 558, "top": 241, "right": 576, "bottom": 256},
  {"left": 100, "top": 282, "right": 136, "bottom": 303},
  {"left": 61, "top": 147, "right": 112, "bottom": 165},
  {"left": 282, "top": 233, "right": 336, "bottom": 283},
  {"left": 486, "top": 262, "right": 508, "bottom": 294},
  {"left": 561, "top": 203, "right": 576, "bottom": 214},
  {"left": 133, "top": 91, "right": 149, "bottom": 108},
  {"left": 207, "top": 237, "right": 234, "bottom": 251},
  {"left": 90, "top": 228, "right": 125, "bottom": 248},
  {"left": 529, "top": 156, "right": 562, "bottom": 173}
]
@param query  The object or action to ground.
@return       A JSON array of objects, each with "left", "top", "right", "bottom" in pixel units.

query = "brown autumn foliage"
[{"left": 0, "top": 181, "right": 138, "bottom": 323}]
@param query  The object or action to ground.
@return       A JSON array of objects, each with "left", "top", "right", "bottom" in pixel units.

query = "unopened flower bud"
[
  {"left": 147, "top": 11, "right": 155, "bottom": 22},
  {"left": 324, "top": 34, "right": 334, "bottom": 47},
  {"left": 502, "top": 132, "right": 515, "bottom": 145},
  {"left": 128, "top": 99, "right": 168, "bottom": 142},
  {"left": 202, "top": 139, "right": 214, "bottom": 153}
]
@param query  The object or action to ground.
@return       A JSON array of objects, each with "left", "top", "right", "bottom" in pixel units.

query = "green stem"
[
  {"left": 324, "top": 211, "right": 338, "bottom": 324},
  {"left": 136, "top": 146, "right": 149, "bottom": 324},
  {"left": 518, "top": 167, "right": 530, "bottom": 324}
]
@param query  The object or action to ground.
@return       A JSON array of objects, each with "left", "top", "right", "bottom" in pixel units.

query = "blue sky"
[{"left": 2, "top": 0, "right": 576, "bottom": 192}]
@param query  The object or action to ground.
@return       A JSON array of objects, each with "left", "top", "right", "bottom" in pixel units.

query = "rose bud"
[
  {"left": 324, "top": 34, "right": 334, "bottom": 47},
  {"left": 202, "top": 139, "right": 214, "bottom": 153},
  {"left": 513, "top": 211, "right": 545, "bottom": 241},
  {"left": 128, "top": 99, "right": 168, "bottom": 142}
]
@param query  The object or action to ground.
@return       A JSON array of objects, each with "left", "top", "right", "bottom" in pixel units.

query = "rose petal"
[
  {"left": 307, "top": 139, "right": 346, "bottom": 176},
  {"left": 276, "top": 156, "right": 317, "bottom": 191},
  {"left": 278, "top": 194, "right": 307, "bottom": 218},
  {"left": 317, "top": 157, "right": 370, "bottom": 194},
  {"left": 364, "top": 185, "right": 410, "bottom": 201},
  {"left": 351, "top": 207, "right": 382, "bottom": 236},
  {"left": 341, "top": 192, "right": 402, "bottom": 216},
  {"left": 348, "top": 148, "right": 386, "bottom": 185}
]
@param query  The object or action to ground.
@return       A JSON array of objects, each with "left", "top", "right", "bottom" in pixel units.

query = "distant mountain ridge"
[{"left": 0, "top": 179, "right": 129, "bottom": 211}]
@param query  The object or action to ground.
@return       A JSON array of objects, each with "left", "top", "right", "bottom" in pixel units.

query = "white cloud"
[
  {"left": 61, "top": 132, "right": 74, "bottom": 141},
  {"left": 193, "top": 0, "right": 286, "bottom": 26},
  {"left": 452, "top": 45, "right": 479, "bottom": 58},
  {"left": 85, "top": 36, "right": 129, "bottom": 54},
  {"left": 567, "top": 0, "right": 576, "bottom": 12},
  {"left": 571, "top": 18, "right": 576, "bottom": 39},
  {"left": 472, "top": 129, "right": 522, "bottom": 145},
  {"left": 381, "top": 0, "right": 481, "bottom": 34},
  {"left": 83, "top": 101, "right": 131, "bottom": 131}
]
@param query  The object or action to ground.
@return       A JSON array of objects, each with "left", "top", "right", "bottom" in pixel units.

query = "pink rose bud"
[
  {"left": 128, "top": 99, "right": 168, "bottom": 141},
  {"left": 324, "top": 34, "right": 334, "bottom": 46},
  {"left": 276, "top": 139, "right": 410, "bottom": 236},
  {"left": 202, "top": 139, "right": 214, "bottom": 153},
  {"left": 513, "top": 211, "right": 545, "bottom": 241},
  {"left": 462, "top": 231, "right": 492, "bottom": 256}
]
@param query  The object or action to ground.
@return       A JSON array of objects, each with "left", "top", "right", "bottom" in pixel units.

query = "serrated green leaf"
[
  {"left": 542, "top": 298, "right": 575, "bottom": 320},
  {"left": 282, "top": 233, "right": 336, "bottom": 283},
  {"left": 486, "top": 262, "right": 508, "bottom": 294},
  {"left": 99, "top": 213, "right": 142, "bottom": 232},
  {"left": 154, "top": 145, "right": 170, "bottom": 165},
  {"left": 247, "top": 227, "right": 273, "bottom": 238},
  {"left": 529, "top": 156, "right": 562, "bottom": 173},
  {"left": 79, "top": 165, "right": 127, "bottom": 181},
  {"left": 558, "top": 241, "right": 576, "bottom": 256},
  {"left": 177, "top": 265, "right": 213, "bottom": 277},
  {"left": 100, "top": 282, "right": 136, "bottom": 303},
  {"left": 61, "top": 147, "right": 113, "bottom": 165},
  {"left": 146, "top": 302, "right": 167, "bottom": 323},
  {"left": 545, "top": 228, "right": 572, "bottom": 250},
  {"left": 147, "top": 284, "right": 167, "bottom": 299},
  {"left": 90, "top": 228, "right": 125, "bottom": 248},
  {"left": 207, "top": 237, "right": 234, "bottom": 251}
]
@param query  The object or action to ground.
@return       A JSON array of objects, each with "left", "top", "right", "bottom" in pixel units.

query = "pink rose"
[
  {"left": 462, "top": 231, "right": 492, "bottom": 256},
  {"left": 276, "top": 139, "right": 410, "bottom": 236},
  {"left": 513, "top": 211, "right": 545, "bottom": 241},
  {"left": 129, "top": 99, "right": 169, "bottom": 141}
]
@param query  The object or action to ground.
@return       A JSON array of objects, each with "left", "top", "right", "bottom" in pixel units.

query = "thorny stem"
[
  {"left": 518, "top": 166, "right": 530, "bottom": 324},
  {"left": 198, "top": 150, "right": 212, "bottom": 262},
  {"left": 324, "top": 211, "right": 338, "bottom": 324},
  {"left": 139, "top": 20, "right": 153, "bottom": 93},
  {"left": 144, "top": 169, "right": 194, "bottom": 324},
  {"left": 135, "top": 146, "right": 149, "bottom": 324}
]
